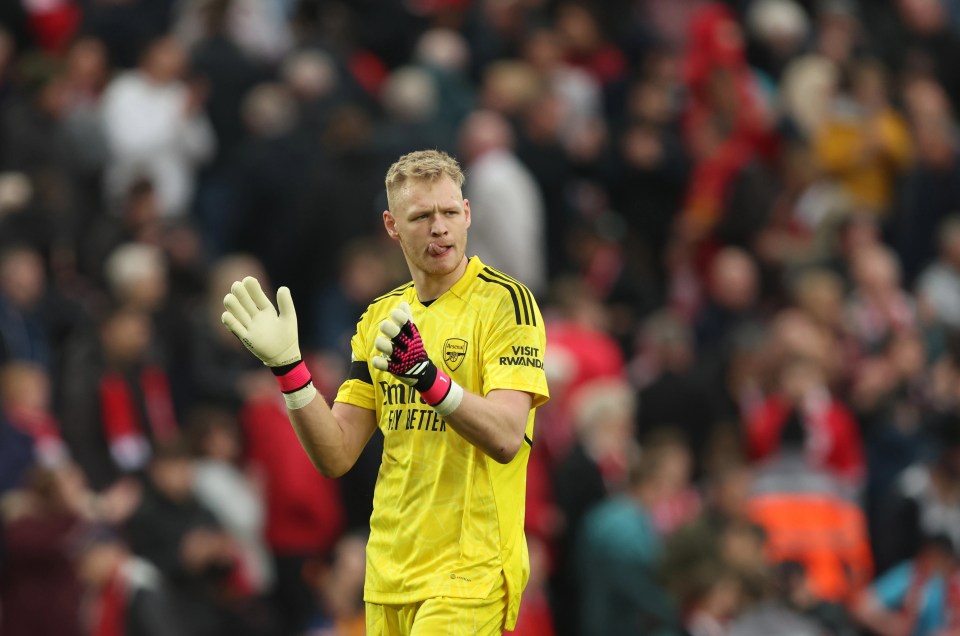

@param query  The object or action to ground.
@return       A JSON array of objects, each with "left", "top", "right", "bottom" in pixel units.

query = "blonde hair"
[{"left": 384, "top": 150, "right": 464, "bottom": 211}]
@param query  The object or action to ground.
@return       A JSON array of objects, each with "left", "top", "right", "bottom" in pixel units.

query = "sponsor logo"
[
  {"left": 499, "top": 344, "right": 543, "bottom": 368},
  {"left": 443, "top": 338, "right": 468, "bottom": 371}
]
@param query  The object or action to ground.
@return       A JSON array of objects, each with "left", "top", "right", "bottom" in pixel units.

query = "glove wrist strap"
[
  {"left": 412, "top": 361, "right": 438, "bottom": 393},
  {"left": 270, "top": 360, "right": 318, "bottom": 410},
  {"left": 271, "top": 360, "right": 313, "bottom": 394},
  {"left": 418, "top": 363, "right": 463, "bottom": 417}
]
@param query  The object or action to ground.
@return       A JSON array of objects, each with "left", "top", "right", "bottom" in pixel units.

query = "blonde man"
[{"left": 222, "top": 150, "right": 549, "bottom": 634}]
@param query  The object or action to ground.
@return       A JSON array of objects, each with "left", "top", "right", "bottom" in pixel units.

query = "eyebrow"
[{"left": 408, "top": 206, "right": 460, "bottom": 217}]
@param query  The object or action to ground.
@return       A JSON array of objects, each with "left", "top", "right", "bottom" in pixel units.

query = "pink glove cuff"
[{"left": 275, "top": 360, "right": 312, "bottom": 393}]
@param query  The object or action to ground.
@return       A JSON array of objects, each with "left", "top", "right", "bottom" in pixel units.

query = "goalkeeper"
[{"left": 221, "top": 150, "right": 549, "bottom": 635}]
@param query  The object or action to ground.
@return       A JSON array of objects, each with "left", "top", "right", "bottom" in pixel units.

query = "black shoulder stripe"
[
  {"left": 487, "top": 267, "right": 537, "bottom": 325},
  {"left": 348, "top": 360, "right": 372, "bottom": 384},
  {"left": 372, "top": 282, "right": 413, "bottom": 304},
  {"left": 485, "top": 267, "right": 524, "bottom": 287},
  {"left": 483, "top": 268, "right": 529, "bottom": 325},
  {"left": 477, "top": 273, "right": 523, "bottom": 325},
  {"left": 482, "top": 268, "right": 534, "bottom": 326},
  {"left": 524, "top": 434, "right": 533, "bottom": 448}
]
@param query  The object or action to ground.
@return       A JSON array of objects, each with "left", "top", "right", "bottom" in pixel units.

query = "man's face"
[
  {"left": 385, "top": 175, "right": 471, "bottom": 279},
  {"left": 144, "top": 38, "right": 185, "bottom": 84}
]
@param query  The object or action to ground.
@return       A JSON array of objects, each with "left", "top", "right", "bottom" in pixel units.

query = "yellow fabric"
[
  {"left": 813, "top": 107, "right": 912, "bottom": 214},
  {"left": 365, "top": 573, "right": 508, "bottom": 635},
  {"left": 335, "top": 256, "right": 549, "bottom": 630}
]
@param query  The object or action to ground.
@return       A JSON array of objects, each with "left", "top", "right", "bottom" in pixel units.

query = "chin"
[
  {"left": 423, "top": 262, "right": 454, "bottom": 277},
  {"left": 423, "top": 252, "right": 459, "bottom": 273}
]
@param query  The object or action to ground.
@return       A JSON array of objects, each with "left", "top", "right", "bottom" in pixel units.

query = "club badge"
[{"left": 443, "top": 338, "right": 468, "bottom": 371}]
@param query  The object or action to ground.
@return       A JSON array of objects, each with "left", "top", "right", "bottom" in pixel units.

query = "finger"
[
  {"left": 374, "top": 335, "right": 394, "bottom": 356},
  {"left": 379, "top": 318, "right": 401, "bottom": 339},
  {"left": 391, "top": 302, "right": 412, "bottom": 326},
  {"left": 244, "top": 276, "right": 273, "bottom": 312},
  {"left": 276, "top": 286, "right": 297, "bottom": 323},
  {"left": 223, "top": 293, "right": 252, "bottom": 327},
  {"left": 221, "top": 312, "right": 248, "bottom": 340},
  {"left": 231, "top": 280, "right": 259, "bottom": 317},
  {"left": 371, "top": 356, "right": 389, "bottom": 372}
]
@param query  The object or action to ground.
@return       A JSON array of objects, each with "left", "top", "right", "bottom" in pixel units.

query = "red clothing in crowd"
[
  {"left": 25, "top": 0, "right": 80, "bottom": 53},
  {"left": 240, "top": 396, "right": 344, "bottom": 555},
  {"left": 0, "top": 511, "right": 84, "bottom": 636},
  {"left": 4, "top": 405, "right": 69, "bottom": 467},
  {"left": 512, "top": 588, "right": 557, "bottom": 636},
  {"left": 746, "top": 393, "right": 865, "bottom": 485},
  {"left": 99, "top": 366, "right": 179, "bottom": 473},
  {"left": 680, "top": 2, "right": 778, "bottom": 237},
  {"left": 541, "top": 320, "right": 625, "bottom": 461}
]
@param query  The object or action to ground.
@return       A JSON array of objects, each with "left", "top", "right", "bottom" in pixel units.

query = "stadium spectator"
[
  {"left": 101, "top": 35, "right": 215, "bottom": 218},
  {"left": 575, "top": 441, "right": 683, "bottom": 636},
  {"left": 5, "top": 0, "right": 960, "bottom": 632},
  {"left": 459, "top": 108, "right": 547, "bottom": 293},
  {"left": 74, "top": 524, "right": 185, "bottom": 636}
]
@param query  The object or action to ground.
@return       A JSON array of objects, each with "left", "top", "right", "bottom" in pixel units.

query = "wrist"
[
  {"left": 271, "top": 360, "right": 317, "bottom": 410},
  {"left": 417, "top": 362, "right": 463, "bottom": 417},
  {"left": 271, "top": 360, "right": 311, "bottom": 392}
]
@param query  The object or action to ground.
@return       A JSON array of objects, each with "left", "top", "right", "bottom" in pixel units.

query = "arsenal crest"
[{"left": 443, "top": 338, "right": 468, "bottom": 371}]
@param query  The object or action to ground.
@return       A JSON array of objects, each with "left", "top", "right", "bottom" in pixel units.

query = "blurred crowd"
[{"left": 4, "top": 0, "right": 960, "bottom": 634}]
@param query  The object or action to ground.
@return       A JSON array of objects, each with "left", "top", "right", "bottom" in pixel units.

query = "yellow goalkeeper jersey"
[{"left": 334, "top": 256, "right": 549, "bottom": 630}]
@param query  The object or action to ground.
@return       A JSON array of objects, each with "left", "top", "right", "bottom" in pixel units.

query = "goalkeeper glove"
[
  {"left": 221, "top": 277, "right": 315, "bottom": 409},
  {"left": 372, "top": 302, "right": 463, "bottom": 417}
]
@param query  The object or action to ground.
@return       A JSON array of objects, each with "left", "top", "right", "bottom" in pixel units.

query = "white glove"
[{"left": 221, "top": 276, "right": 301, "bottom": 367}]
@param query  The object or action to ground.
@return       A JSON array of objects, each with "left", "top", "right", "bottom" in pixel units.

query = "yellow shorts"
[{"left": 365, "top": 577, "right": 507, "bottom": 636}]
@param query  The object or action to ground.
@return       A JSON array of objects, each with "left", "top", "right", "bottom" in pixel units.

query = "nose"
[{"left": 431, "top": 214, "right": 448, "bottom": 236}]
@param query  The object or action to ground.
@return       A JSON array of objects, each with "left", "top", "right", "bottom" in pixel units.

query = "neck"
[{"left": 411, "top": 255, "right": 469, "bottom": 302}]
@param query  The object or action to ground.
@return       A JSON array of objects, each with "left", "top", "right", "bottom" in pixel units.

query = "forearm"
[
  {"left": 443, "top": 390, "right": 527, "bottom": 464},
  {"left": 370, "top": 301, "right": 535, "bottom": 463},
  {"left": 221, "top": 277, "right": 381, "bottom": 478},
  {"left": 282, "top": 392, "right": 348, "bottom": 477}
]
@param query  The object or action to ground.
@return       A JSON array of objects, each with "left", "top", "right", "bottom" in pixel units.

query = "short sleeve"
[
  {"left": 334, "top": 314, "right": 376, "bottom": 410},
  {"left": 480, "top": 293, "right": 549, "bottom": 407}
]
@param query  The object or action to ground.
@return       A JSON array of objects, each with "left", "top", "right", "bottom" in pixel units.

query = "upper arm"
[
  {"left": 485, "top": 388, "right": 532, "bottom": 438},
  {"left": 479, "top": 283, "right": 549, "bottom": 408},
  {"left": 329, "top": 401, "right": 378, "bottom": 476}
]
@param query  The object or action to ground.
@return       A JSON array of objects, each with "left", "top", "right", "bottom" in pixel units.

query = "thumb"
[{"left": 276, "top": 286, "right": 297, "bottom": 325}]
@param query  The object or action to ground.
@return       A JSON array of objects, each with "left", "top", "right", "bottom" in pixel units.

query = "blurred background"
[{"left": 3, "top": 0, "right": 960, "bottom": 634}]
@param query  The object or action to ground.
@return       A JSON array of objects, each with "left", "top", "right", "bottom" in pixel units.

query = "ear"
[
  {"left": 463, "top": 199, "right": 471, "bottom": 230},
  {"left": 383, "top": 210, "right": 399, "bottom": 240}
]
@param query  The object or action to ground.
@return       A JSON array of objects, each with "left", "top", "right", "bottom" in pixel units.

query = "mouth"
[{"left": 428, "top": 243, "right": 452, "bottom": 257}]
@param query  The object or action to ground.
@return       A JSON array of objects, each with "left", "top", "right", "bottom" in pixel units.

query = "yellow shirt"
[
  {"left": 334, "top": 256, "right": 549, "bottom": 629},
  {"left": 813, "top": 106, "right": 912, "bottom": 214}
]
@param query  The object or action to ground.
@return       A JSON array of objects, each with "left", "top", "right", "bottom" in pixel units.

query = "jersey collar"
[{"left": 414, "top": 256, "right": 484, "bottom": 307}]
